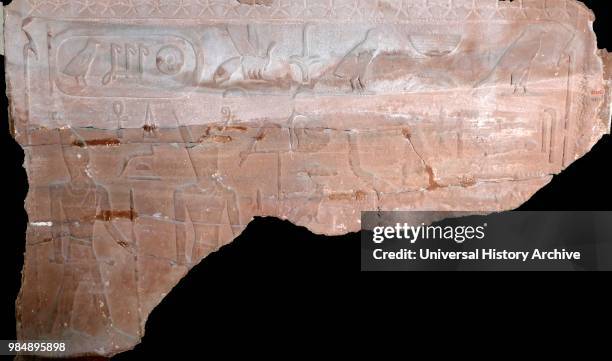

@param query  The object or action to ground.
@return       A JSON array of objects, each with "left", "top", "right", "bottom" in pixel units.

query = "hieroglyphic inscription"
[{"left": 5, "top": 0, "right": 610, "bottom": 357}]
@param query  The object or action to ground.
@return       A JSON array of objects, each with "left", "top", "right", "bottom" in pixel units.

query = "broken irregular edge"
[{"left": 3, "top": 0, "right": 611, "bottom": 357}]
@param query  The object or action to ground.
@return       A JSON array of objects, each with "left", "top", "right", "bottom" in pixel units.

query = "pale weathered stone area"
[{"left": 3, "top": 0, "right": 610, "bottom": 356}]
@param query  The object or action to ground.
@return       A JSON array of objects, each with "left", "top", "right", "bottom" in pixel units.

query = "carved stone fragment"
[{"left": 3, "top": 0, "right": 611, "bottom": 356}]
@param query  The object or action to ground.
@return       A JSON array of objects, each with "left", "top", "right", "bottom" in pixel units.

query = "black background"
[{"left": 1, "top": 1, "right": 611, "bottom": 358}]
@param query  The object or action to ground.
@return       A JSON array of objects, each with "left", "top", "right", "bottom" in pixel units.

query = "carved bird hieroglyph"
[{"left": 62, "top": 39, "right": 101, "bottom": 87}]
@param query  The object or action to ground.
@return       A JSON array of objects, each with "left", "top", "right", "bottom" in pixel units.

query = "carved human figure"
[
  {"left": 174, "top": 146, "right": 240, "bottom": 266},
  {"left": 49, "top": 129, "right": 129, "bottom": 335}
]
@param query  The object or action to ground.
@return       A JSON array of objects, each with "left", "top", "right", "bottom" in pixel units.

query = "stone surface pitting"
[{"left": 3, "top": 0, "right": 610, "bottom": 357}]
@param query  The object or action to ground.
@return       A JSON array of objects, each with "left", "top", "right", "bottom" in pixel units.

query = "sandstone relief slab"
[{"left": 3, "top": 0, "right": 611, "bottom": 356}]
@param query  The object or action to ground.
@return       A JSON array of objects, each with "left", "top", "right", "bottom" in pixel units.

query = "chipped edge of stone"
[
  {"left": 607, "top": 51, "right": 612, "bottom": 135},
  {"left": 1, "top": 3, "right": 4, "bottom": 56},
  {"left": 600, "top": 50, "right": 612, "bottom": 135}
]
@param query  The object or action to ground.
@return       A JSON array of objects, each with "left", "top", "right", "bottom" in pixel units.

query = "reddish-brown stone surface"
[{"left": 3, "top": 0, "right": 610, "bottom": 357}]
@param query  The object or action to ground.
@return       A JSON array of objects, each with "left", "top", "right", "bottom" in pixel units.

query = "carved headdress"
[{"left": 58, "top": 127, "right": 87, "bottom": 148}]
